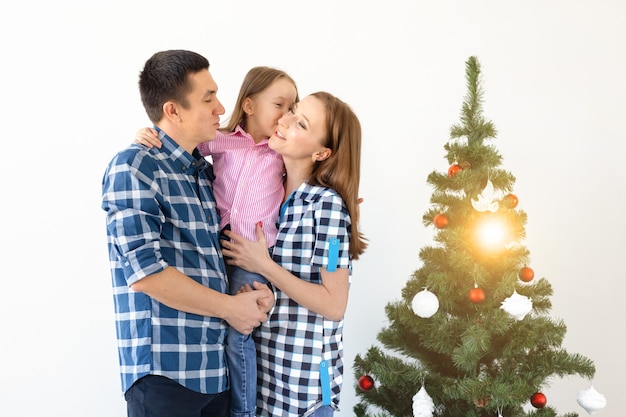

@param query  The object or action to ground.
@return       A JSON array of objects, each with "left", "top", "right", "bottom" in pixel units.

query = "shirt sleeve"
[
  {"left": 311, "top": 191, "right": 351, "bottom": 271},
  {"left": 102, "top": 148, "right": 168, "bottom": 286},
  {"left": 197, "top": 140, "right": 213, "bottom": 157}
]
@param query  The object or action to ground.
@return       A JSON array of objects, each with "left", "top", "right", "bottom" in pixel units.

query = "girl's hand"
[
  {"left": 237, "top": 281, "right": 274, "bottom": 314},
  {"left": 252, "top": 281, "right": 275, "bottom": 314},
  {"left": 221, "top": 223, "right": 272, "bottom": 275},
  {"left": 134, "top": 127, "right": 162, "bottom": 148}
]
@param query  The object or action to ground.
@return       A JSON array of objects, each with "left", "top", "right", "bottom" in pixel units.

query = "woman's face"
[{"left": 269, "top": 95, "right": 328, "bottom": 161}]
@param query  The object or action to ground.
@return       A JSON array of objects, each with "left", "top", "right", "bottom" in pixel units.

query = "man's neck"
[{"left": 156, "top": 123, "right": 197, "bottom": 154}]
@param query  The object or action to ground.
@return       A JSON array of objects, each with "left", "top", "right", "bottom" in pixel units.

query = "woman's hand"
[
  {"left": 221, "top": 223, "right": 272, "bottom": 276},
  {"left": 134, "top": 127, "right": 162, "bottom": 148}
]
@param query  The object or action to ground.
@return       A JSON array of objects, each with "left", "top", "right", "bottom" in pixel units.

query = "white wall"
[{"left": 1, "top": 1, "right": 624, "bottom": 415}]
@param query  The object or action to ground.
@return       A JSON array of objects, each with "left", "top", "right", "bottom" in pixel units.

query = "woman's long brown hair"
[{"left": 308, "top": 92, "right": 368, "bottom": 259}]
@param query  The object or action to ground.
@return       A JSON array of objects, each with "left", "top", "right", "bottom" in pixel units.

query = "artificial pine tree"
[{"left": 353, "top": 56, "right": 597, "bottom": 417}]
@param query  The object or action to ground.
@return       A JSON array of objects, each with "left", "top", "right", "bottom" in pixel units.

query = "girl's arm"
[{"left": 133, "top": 127, "right": 213, "bottom": 158}]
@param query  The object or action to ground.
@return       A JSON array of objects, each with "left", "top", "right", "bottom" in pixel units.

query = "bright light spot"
[{"left": 475, "top": 216, "right": 510, "bottom": 252}]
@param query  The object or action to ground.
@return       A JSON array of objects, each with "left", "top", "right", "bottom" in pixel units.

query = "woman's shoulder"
[{"left": 299, "top": 183, "right": 344, "bottom": 205}]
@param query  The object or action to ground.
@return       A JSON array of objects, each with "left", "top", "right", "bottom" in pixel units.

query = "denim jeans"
[
  {"left": 225, "top": 265, "right": 268, "bottom": 417},
  {"left": 307, "top": 405, "right": 336, "bottom": 417},
  {"left": 125, "top": 375, "right": 230, "bottom": 417}
]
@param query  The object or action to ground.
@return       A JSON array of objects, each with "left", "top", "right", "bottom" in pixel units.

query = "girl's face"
[
  {"left": 245, "top": 78, "right": 297, "bottom": 141},
  {"left": 269, "top": 95, "right": 328, "bottom": 161}
]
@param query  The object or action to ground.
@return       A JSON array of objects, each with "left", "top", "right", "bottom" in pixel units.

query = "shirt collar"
[
  {"left": 154, "top": 127, "right": 214, "bottom": 180},
  {"left": 291, "top": 182, "right": 324, "bottom": 203},
  {"left": 229, "top": 124, "right": 269, "bottom": 145}
]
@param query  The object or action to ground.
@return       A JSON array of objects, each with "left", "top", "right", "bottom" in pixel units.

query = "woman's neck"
[{"left": 282, "top": 159, "right": 312, "bottom": 201}]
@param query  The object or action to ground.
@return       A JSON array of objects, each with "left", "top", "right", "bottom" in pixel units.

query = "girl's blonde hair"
[
  {"left": 308, "top": 91, "right": 368, "bottom": 259},
  {"left": 221, "top": 66, "right": 299, "bottom": 133}
]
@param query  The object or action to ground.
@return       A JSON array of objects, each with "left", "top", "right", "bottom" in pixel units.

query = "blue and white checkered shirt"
[
  {"left": 102, "top": 128, "right": 229, "bottom": 395},
  {"left": 255, "top": 183, "right": 352, "bottom": 417}
]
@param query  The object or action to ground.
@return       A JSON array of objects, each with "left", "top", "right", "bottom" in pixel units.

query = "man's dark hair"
[{"left": 139, "top": 50, "right": 210, "bottom": 123}]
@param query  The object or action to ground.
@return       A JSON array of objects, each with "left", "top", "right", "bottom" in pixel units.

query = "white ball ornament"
[
  {"left": 411, "top": 289, "right": 439, "bottom": 318},
  {"left": 412, "top": 385, "right": 435, "bottom": 417},
  {"left": 577, "top": 385, "right": 606, "bottom": 414}
]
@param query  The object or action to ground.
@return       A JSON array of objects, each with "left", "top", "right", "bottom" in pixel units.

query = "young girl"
[
  {"left": 134, "top": 66, "right": 298, "bottom": 417},
  {"left": 221, "top": 92, "right": 368, "bottom": 417}
]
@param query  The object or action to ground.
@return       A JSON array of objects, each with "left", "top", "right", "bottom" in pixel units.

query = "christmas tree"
[{"left": 352, "top": 57, "right": 600, "bottom": 417}]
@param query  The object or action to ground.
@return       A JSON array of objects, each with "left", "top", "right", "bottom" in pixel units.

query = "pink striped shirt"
[{"left": 197, "top": 126, "right": 285, "bottom": 247}]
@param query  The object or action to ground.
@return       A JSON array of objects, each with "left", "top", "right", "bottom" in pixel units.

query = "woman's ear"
[{"left": 313, "top": 148, "right": 332, "bottom": 162}]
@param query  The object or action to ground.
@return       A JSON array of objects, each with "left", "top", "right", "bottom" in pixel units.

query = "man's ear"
[{"left": 162, "top": 101, "right": 181, "bottom": 122}]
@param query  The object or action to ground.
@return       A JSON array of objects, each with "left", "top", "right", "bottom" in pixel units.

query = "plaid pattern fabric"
[
  {"left": 255, "top": 183, "right": 352, "bottom": 417},
  {"left": 102, "top": 129, "right": 229, "bottom": 395}
]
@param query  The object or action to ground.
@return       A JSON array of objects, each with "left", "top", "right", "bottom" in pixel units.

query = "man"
[{"left": 102, "top": 50, "right": 273, "bottom": 417}]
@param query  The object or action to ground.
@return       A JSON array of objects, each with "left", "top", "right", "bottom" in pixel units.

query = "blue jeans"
[
  {"left": 125, "top": 375, "right": 230, "bottom": 417},
  {"left": 226, "top": 265, "right": 267, "bottom": 417},
  {"left": 307, "top": 405, "right": 336, "bottom": 417}
]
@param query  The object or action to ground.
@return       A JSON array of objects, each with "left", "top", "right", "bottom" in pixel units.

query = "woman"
[{"left": 222, "top": 91, "right": 367, "bottom": 417}]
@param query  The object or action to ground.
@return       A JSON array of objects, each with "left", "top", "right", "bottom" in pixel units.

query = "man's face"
[{"left": 178, "top": 69, "right": 225, "bottom": 144}]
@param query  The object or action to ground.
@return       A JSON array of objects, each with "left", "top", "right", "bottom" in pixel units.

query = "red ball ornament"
[
  {"left": 531, "top": 392, "right": 547, "bottom": 408},
  {"left": 358, "top": 375, "right": 374, "bottom": 391},
  {"left": 433, "top": 213, "right": 449, "bottom": 229},
  {"left": 502, "top": 193, "right": 519, "bottom": 209},
  {"left": 468, "top": 287, "right": 485, "bottom": 304},
  {"left": 448, "top": 164, "right": 462, "bottom": 177},
  {"left": 519, "top": 266, "right": 535, "bottom": 282},
  {"left": 473, "top": 397, "right": 490, "bottom": 408}
]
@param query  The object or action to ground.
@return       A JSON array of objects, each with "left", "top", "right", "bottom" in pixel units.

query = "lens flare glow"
[{"left": 474, "top": 215, "right": 510, "bottom": 252}]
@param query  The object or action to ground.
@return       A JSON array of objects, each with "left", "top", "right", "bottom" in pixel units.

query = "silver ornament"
[
  {"left": 500, "top": 290, "right": 532, "bottom": 320},
  {"left": 471, "top": 180, "right": 500, "bottom": 212},
  {"left": 412, "top": 385, "right": 435, "bottom": 417},
  {"left": 577, "top": 385, "right": 606, "bottom": 415}
]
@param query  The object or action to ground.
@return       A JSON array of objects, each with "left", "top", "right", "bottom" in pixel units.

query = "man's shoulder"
[
  {"left": 112, "top": 143, "right": 152, "bottom": 160},
  {"left": 108, "top": 144, "right": 161, "bottom": 168},
  {"left": 103, "top": 145, "right": 167, "bottom": 186}
]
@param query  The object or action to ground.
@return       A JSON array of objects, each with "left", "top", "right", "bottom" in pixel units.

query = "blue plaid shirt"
[
  {"left": 255, "top": 183, "right": 352, "bottom": 417},
  {"left": 102, "top": 129, "right": 228, "bottom": 395}
]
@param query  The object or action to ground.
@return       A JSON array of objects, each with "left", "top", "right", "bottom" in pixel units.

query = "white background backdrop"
[{"left": 1, "top": 1, "right": 624, "bottom": 415}]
